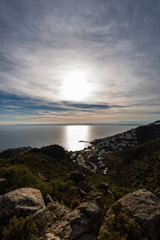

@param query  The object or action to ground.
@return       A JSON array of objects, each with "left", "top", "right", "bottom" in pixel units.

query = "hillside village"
[
  {"left": 70, "top": 128, "right": 138, "bottom": 174},
  {"left": 70, "top": 121, "right": 160, "bottom": 176}
]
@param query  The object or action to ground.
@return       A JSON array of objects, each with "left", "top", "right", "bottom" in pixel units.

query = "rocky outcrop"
[
  {"left": 118, "top": 189, "right": 160, "bottom": 240},
  {"left": 47, "top": 203, "right": 70, "bottom": 221},
  {"left": 38, "top": 233, "right": 61, "bottom": 240},
  {"left": 46, "top": 202, "right": 101, "bottom": 240},
  {"left": 45, "top": 232, "right": 60, "bottom": 240},
  {"left": 0, "top": 187, "right": 46, "bottom": 221},
  {"left": 85, "top": 192, "right": 105, "bottom": 210}
]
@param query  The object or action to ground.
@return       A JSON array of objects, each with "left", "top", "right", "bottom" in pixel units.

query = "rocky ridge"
[{"left": 0, "top": 187, "right": 160, "bottom": 239}]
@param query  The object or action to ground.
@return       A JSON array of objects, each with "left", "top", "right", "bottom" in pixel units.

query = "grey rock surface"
[
  {"left": 45, "top": 232, "right": 60, "bottom": 240},
  {"left": 118, "top": 189, "right": 160, "bottom": 240},
  {"left": 47, "top": 202, "right": 101, "bottom": 240},
  {"left": 0, "top": 187, "right": 46, "bottom": 221},
  {"left": 47, "top": 203, "right": 70, "bottom": 220}
]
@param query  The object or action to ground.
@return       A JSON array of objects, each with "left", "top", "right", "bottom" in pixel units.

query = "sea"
[{"left": 0, "top": 124, "right": 137, "bottom": 152}]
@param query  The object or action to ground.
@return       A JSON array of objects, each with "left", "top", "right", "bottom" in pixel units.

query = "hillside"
[
  {"left": 136, "top": 121, "right": 160, "bottom": 144},
  {"left": 104, "top": 138, "right": 160, "bottom": 192},
  {"left": 0, "top": 135, "right": 160, "bottom": 239}
]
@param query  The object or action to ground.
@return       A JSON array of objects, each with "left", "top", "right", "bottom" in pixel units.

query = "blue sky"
[{"left": 0, "top": 0, "right": 160, "bottom": 124}]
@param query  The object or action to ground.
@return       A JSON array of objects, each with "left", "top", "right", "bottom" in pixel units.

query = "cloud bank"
[{"left": 0, "top": 0, "right": 160, "bottom": 124}]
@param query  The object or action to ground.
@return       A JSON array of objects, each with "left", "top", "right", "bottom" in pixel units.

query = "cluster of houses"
[{"left": 70, "top": 129, "right": 138, "bottom": 175}]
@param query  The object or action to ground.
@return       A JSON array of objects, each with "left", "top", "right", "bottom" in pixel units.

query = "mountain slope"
[
  {"left": 106, "top": 138, "right": 160, "bottom": 191},
  {"left": 136, "top": 122, "right": 160, "bottom": 144}
]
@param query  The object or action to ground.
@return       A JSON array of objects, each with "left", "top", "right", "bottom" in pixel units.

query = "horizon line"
[{"left": 0, "top": 122, "right": 143, "bottom": 127}]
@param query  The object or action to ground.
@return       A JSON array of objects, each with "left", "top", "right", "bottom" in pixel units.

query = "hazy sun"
[{"left": 61, "top": 70, "right": 91, "bottom": 101}]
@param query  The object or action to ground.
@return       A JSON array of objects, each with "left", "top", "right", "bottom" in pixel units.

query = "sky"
[{"left": 0, "top": 0, "right": 160, "bottom": 125}]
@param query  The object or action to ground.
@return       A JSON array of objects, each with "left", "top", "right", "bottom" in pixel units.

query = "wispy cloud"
[{"left": 0, "top": 0, "right": 160, "bottom": 124}]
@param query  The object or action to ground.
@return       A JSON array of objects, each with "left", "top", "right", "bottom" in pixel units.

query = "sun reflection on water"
[{"left": 64, "top": 125, "right": 90, "bottom": 151}]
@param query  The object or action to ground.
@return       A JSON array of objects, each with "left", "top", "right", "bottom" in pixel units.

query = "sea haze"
[{"left": 0, "top": 124, "right": 136, "bottom": 151}]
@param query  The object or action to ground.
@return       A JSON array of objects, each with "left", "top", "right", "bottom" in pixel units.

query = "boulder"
[
  {"left": 38, "top": 233, "right": 61, "bottom": 240},
  {"left": 48, "top": 219, "right": 71, "bottom": 240},
  {"left": 86, "top": 192, "right": 104, "bottom": 209},
  {"left": 45, "top": 232, "right": 60, "bottom": 240},
  {"left": 47, "top": 203, "right": 70, "bottom": 220},
  {"left": 77, "top": 202, "right": 100, "bottom": 220},
  {"left": 70, "top": 202, "right": 101, "bottom": 239},
  {"left": 68, "top": 170, "right": 85, "bottom": 184},
  {"left": 47, "top": 202, "right": 101, "bottom": 240},
  {"left": 0, "top": 187, "right": 46, "bottom": 221},
  {"left": 77, "top": 181, "right": 92, "bottom": 193},
  {"left": 118, "top": 189, "right": 160, "bottom": 240}
]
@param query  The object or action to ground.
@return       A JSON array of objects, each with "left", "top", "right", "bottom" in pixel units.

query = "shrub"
[
  {"left": 35, "top": 212, "right": 52, "bottom": 234},
  {"left": 99, "top": 203, "right": 146, "bottom": 240},
  {"left": 1, "top": 165, "right": 52, "bottom": 195},
  {"left": 2, "top": 215, "right": 38, "bottom": 240},
  {"left": 51, "top": 179, "right": 74, "bottom": 203}
]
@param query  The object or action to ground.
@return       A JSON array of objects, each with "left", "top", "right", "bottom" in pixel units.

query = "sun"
[{"left": 61, "top": 70, "right": 91, "bottom": 101}]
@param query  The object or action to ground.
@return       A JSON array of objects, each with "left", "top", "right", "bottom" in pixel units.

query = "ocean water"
[{"left": 0, "top": 124, "right": 136, "bottom": 151}]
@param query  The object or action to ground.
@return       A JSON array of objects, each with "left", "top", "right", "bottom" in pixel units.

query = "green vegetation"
[
  {"left": 99, "top": 203, "right": 147, "bottom": 240},
  {"left": 0, "top": 147, "right": 113, "bottom": 207},
  {"left": 0, "top": 138, "right": 160, "bottom": 239},
  {"left": 2, "top": 216, "right": 38, "bottom": 240},
  {"left": 105, "top": 138, "right": 160, "bottom": 192},
  {"left": 0, "top": 165, "right": 52, "bottom": 195}
]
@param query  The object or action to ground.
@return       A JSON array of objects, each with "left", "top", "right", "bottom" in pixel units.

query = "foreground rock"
[
  {"left": 118, "top": 189, "right": 160, "bottom": 240},
  {"left": 45, "top": 233, "right": 60, "bottom": 240},
  {"left": 0, "top": 187, "right": 46, "bottom": 221},
  {"left": 46, "top": 202, "right": 101, "bottom": 240},
  {"left": 47, "top": 202, "right": 70, "bottom": 221}
]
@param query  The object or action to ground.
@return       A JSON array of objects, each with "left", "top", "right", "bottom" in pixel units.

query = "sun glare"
[{"left": 61, "top": 70, "right": 92, "bottom": 101}]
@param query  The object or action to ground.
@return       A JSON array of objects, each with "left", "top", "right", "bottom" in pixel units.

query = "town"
[{"left": 70, "top": 128, "right": 138, "bottom": 174}]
